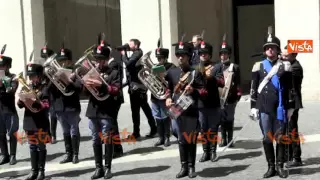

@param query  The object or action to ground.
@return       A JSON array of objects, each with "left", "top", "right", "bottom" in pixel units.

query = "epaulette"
[{"left": 252, "top": 61, "right": 262, "bottom": 72}]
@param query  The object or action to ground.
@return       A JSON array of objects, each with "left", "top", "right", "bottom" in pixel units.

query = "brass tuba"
[
  {"left": 43, "top": 54, "right": 75, "bottom": 96},
  {"left": 74, "top": 45, "right": 109, "bottom": 101},
  {"left": 136, "top": 51, "right": 168, "bottom": 100},
  {"left": 15, "top": 72, "right": 41, "bottom": 113}
]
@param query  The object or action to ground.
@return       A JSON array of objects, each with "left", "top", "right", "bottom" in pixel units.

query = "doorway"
[{"left": 232, "top": 0, "right": 274, "bottom": 93}]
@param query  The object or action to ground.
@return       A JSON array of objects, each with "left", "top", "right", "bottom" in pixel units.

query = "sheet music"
[
  {"left": 18, "top": 92, "right": 36, "bottom": 102},
  {"left": 0, "top": 70, "right": 5, "bottom": 79}
]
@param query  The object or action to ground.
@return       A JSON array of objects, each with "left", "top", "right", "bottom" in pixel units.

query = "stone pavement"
[{"left": 0, "top": 100, "right": 320, "bottom": 180}]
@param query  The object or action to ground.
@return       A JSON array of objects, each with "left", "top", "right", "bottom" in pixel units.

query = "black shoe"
[
  {"left": 113, "top": 144, "right": 124, "bottom": 158},
  {"left": 263, "top": 141, "right": 276, "bottom": 178},
  {"left": 146, "top": 127, "right": 157, "bottom": 138},
  {"left": 176, "top": 144, "right": 188, "bottom": 178},
  {"left": 9, "top": 155, "right": 16, "bottom": 165},
  {"left": 286, "top": 158, "right": 303, "bottom": 168},
  {"left": 9, "top": 135, "right": 17, "bottom": 165},
  {"left": 72, "top": 136, "right": 80, "bottom": 164},
  {"left": 164, "top": 137, "right": 171, "bottom": 147},
  {"left": 219, "top": 127, "right": 227, "bottom": 147},
  {"left": 25, "top": 151, "right": 39, "bottom": 180},
  {"left": 263, "top": 164, "right": 276, "bottom": 178},
  {"left": 188, "top": 144, "right": 197, "bottom": 178},
  {"left": 154, "top": 119, "right": 164, "bottom": 146},
  {"left": 104, "top": 143, "right": 113, "bottom": 179},
  {"left": 227, "top": 124, "right": 234, "bottom": 148},
  {"left": 60, "top": 135, "right": 73, "bottom": 164},
  {"left": 210, "top": 137, "right": 218, "bottom": 162},
  {"left": 0, "top": 135, "right": 9, "bottom": 165},
  {"left": 276, "top": 143, "right": 289, "bottom": 178},
  {"left": 199, "top": 142, "right": 210, "bottom": 162},
  {"left": 127, "top": 133, "right": 141, "bottom": 140},
  {"left": 163, "top": 118, "right": 171, "bottom": 147},
  {"left": 37, "top": 150, "right": 47, "bottom": 180},
  {"left": 276, "top": 163, "right": 289, "bottom": 178},
  {"left": 91, "top": 144, "right": 104, "bottom": 179}
]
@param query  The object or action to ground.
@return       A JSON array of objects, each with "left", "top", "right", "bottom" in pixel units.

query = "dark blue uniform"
[
  {"left": 17, "top": 63, "right": 50, "bottom": 180},
  {"left": 166, "top": 41, "right": 206, "bottom": 178},
  {"left": 219, "top": 61, "right": 242, "bottom": 148},
  {"left": 250, "top": 28, "right": 295, "bottom": 178},
  {"left": 0, "top": 48, "right": 19, "bottom": 166},
  {"left": 87, "top": 38, "right": 120, "bottom": 179}
]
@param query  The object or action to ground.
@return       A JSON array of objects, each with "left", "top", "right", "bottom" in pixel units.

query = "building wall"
[
  {"left": 43, "top": 0, "right": 122, "bottom": 62},
  {"left": 275, "top": 0, "right": 320, "bottom": 100},
  {"left": 177, "top": 0, "right": 234, "bottom": 61}
]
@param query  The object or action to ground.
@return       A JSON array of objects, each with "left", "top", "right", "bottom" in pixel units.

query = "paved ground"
[{"left": 0, "top": 98, "right": 320, "bottom": 180}]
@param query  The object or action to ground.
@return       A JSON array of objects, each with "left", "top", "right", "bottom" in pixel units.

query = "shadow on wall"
[{"left": 43, "top": 0, "right": 122, "bottom": 63}]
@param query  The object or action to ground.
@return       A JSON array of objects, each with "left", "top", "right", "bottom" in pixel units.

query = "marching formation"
[{"left": 0, "top": 26, "right": 304, "bottom": 180}]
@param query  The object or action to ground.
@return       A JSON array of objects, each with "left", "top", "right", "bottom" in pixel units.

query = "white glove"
[
  {"left": 287, "top": 108, "right": 295, "bottom": 121},
  {"left": 250, "top": 108, "right": 259, "bottom": 120},
  {"left": 283, "top": 61, "right": 291, "bottom": 71}
]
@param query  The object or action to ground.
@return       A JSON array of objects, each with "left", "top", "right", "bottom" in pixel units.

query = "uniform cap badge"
[
  {"left": 97, "top": 48, "right": 101, "bottom": 54},
  {"left": 42, "top": 48, "right": 47, "bottom": 53},
  {"left": 28, "top": 66, "right": 32, "bottom": 71},
  {"left": 267, "top": 34, "right": 272, "bottom": 42}
]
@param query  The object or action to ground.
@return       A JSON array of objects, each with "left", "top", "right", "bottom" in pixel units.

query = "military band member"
[
  {"left": 152, "top": 41, "right": 175, "bottom": 147},
  {"left": 197, "top": 41, "right": 224, "bottom": 162},
  {"left": 218, "top": 37, "right": 242, "bottom": 148},
  {"left": 86, "top": 41, "right": 121, "bottom": 179},
  {"left": 17, "top": 62, "right": 50, "bottom": 180},
  {"left": 105, "top": 45, "right": 124, "bottom": 158},
  {"left": 49, "top": 44, "right": 82, "bottom": 164},
  {"left": 0, "top": 45, "right": 19, "bottom": 165},
  {"left": 190, "top": 35, "right": 202, "bottom": 67},
  {"left": 165, "top": 41, "right": 206, "bottom": 178},
  {"left": 120, "top": 39, "right": 157, "bottom": 139},
  {"left": 250, "top": 27, "right": 295, "bottom": 178},
  {"left": 282, "top": 45, "right": 303, "bottom": 167},
  {"left": 40, "top": 45, "right": 58, "bottom": 144}
]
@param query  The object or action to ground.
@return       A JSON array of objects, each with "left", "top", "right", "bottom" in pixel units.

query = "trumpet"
[
  {"left": 74, "top": 45, "right": 109, "bottom": 101},
  {"left": 15, "top": 72, "right": 41, "bottom": 113},
  {"left": 43, "top": 54, "right": 75, "bottom": 96},
  {"left": 136, "top": 51, "right": 168, "bottom": 100}
]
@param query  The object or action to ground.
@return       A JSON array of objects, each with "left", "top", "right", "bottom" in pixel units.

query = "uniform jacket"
[
  {"left": 151, "top": 62, "right": 175, "bottom": 102},
  {"left": 121, "top": 49, "right": 146, "bottom": 92},
  {"left": 85, "top": 60, "right": 121, "bottom": 119},
  {"left": 221, "top": 61, "right": 242, "bottom": 104},
  {"left": 191, "top": 47, "right": 200, "bottom": 67},
  {"left": 109, "top": 57, "right": 124, "bottom": 104},
  {"left": 290, "top": 59, "right": 303, "bottom": 109},
  {"left": 0, "top": 72, "right": 18, "bottom": 115},
  {"left": 17, "top": 83, "right": 50, "bottom": 131},
  {"left": 198, "top": 61, "right": 224, "bottom": 108},
  {"left": 250, "top": 59, "right": 295, "bottom": 115},
  {"left": 165, "top": 66, "right": 206, "bottom": 117},
  {"left": 48, "top": 75, "right": 82, "bottom": 113}
]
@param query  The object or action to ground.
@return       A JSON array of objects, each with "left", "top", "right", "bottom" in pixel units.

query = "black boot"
[
  {"left": 154, "top": 119, "right": 164, "bottom": 147},
  {"left": 163, "top": 117, "right": 171, "bottom": 147},
  {"left": 219, "top": 126, "right": 227, "bottom": 147},
  {"left": 188, "top": 144, "right": 197, "bottom": 178},
  {"left": 9, "top": 135, "right": 17, "bottom": 165},
  {"left": 199, "top": 139, "right": 210, "bottom": 162},
  {"left": 176, "top": 144, "right": 188, "bottom": 178},
  {"left": 60, "top": 135, "right": 73, "bottom": 164},
  {"left": 113, "top": 144, "right": 123, "bottom": 159},
  {"left": 210, "top": 134, "right": 218, "bottom": 162},
  {"left": 286, "top": 158, "right": 302, "bottom": 168},
  {"left": 146, "top": 126, "right": 157, "bottom": 138},
  {"left": 227, "top": 122, "right": 234, "bottom": 148},
  {"left": 276, "top": 143, "right": 289, "bottom": 178},
  {"left": 0, "top": 135, "right": 9, "bottom": 165},
  {"left": 71, "top": 135, "right": 80, "bottom": 164},
  {"left": 25, "top": 151, "right": 39, "bottom": 180},
  {"left": 262, "top": 141, "right": 276, "bottom": 178},
  {"left": 37, "top": 150, "right": 47, "bottom": 180},
  {"left": 104, "top": 143, "right": 113, "bottom": 179},
  {"left": 91, "top": 144, "right": 104, "bottom": 179},
  {"left": 50, "top": 113, "right": 58, "bottom": 144}
]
